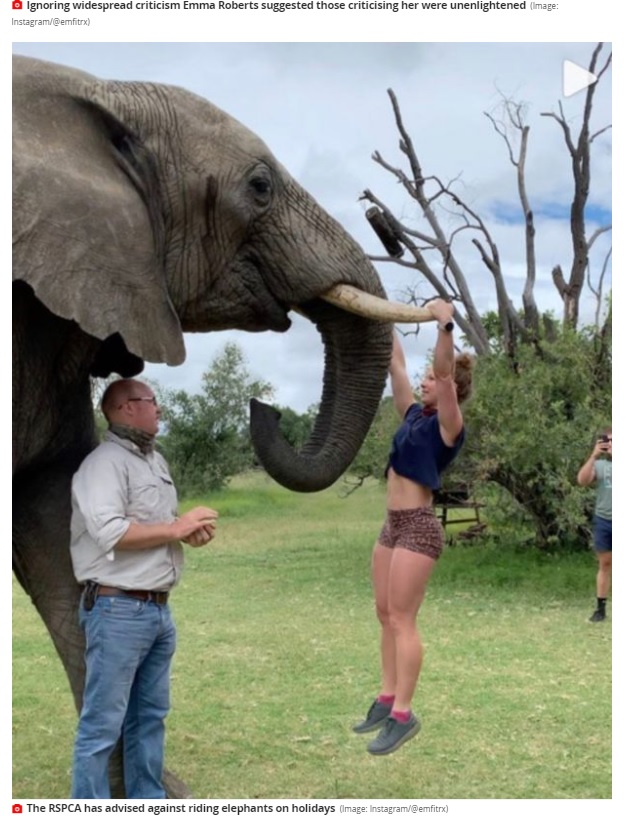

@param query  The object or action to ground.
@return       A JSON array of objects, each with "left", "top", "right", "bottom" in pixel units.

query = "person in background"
[
  {"left": 70, "top": 378, "right": 219, "bottom": 798},
  {"left": 353, "top": 300, "right": 474, "bottom": 755},
  {"left": 577, "top": 427, "right": 612, "bottom": 623}
]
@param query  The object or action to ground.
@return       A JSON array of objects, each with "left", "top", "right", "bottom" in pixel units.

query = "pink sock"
[
  {"left": 391, "top": 709, "right": 412, "bottom": 723},
  {"left": 378, "top": 694, "right": 395, "bottom": 706}
]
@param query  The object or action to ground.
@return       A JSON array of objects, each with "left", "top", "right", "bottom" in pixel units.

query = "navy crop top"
[{"left": 385, "top": 403, "right": 465, "bottom": 490}]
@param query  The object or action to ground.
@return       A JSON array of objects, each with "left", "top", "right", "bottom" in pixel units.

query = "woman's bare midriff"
[{"left": 386, "top": 468, "right": 433, "bottom": 510}]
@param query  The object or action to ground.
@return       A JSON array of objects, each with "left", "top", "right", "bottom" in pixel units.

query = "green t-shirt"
[{"left": 593, "top": 459, "right": 612, "bottom": 520}]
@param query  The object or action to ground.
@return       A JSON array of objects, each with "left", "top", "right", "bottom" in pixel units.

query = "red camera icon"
[
  {"left": 13, "top": 804, "right": 23, "bottom": 814},
  {"left": 13, "top": 1, "right": 24, "bottom": 9}
]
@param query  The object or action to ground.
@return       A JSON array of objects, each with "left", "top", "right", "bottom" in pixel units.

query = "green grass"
[{"left": 12, "top": 472, "right": 611, "bottom": 799}]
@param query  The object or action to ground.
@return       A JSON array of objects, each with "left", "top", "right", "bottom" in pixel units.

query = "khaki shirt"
[{"left": 70, "top": 431, "right": 183, "bottom": 591}]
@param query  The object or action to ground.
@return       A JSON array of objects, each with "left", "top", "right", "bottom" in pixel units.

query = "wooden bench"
[{"left": 434, "top": 485, "right": 486, "bottom": 540}]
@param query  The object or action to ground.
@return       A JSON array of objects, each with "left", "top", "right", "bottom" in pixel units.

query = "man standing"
[
  {"left": 70, "top": 378, "right": 218, "bottom": 798},
  {"left": 577, "top": 428, "right": 612, "bottom": 623}
]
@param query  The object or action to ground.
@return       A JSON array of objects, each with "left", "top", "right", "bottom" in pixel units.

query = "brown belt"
[{"left": 96, "top": 585, "right": 170, "bottom": 605}]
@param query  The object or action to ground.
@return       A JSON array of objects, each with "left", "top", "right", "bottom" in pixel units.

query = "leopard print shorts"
[{"left": 377, "top": 507, "right": 445, "bottom": 560}]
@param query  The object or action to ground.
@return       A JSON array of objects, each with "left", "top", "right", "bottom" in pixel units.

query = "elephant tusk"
[{"left": 321, "top": 284, "right": 437, "bottom": 324}]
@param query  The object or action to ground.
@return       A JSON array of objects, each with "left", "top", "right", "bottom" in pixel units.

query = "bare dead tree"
[
  {"left": 485, "top": 96, "right": 540, "bottom": 338},
  {"left": 361, "top": 91, "right": 493, "bottom": 356},
  {"left": 362, "top": 43, "right": 612, "bottom": 355},
  {"left": 587, "top": 245, "right": 612, "bottom": 331},
  {"left": 542, "top": 43, "right": 612, "bottom": 328}
]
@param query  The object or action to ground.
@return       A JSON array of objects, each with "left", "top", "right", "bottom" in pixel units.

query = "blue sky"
[{"left": 492, "top": 200, "right": 612, "bottom": 225}]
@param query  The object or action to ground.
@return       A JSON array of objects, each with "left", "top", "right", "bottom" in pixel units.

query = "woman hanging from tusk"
[{"left": 353, "top": 298, "right": 475, "bottom": 756}]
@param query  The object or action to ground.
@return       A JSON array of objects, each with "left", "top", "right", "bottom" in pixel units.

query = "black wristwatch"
[{"left": 437, "top": 320, "right": 454, "bottom": 332}]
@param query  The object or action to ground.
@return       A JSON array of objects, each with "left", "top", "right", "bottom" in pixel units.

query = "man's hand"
[
  {"left": 116, "top": 506, "right": 219, "bottom": 550},
  {"left": 182, "top": 522, "right": 216, "bottom": 548},
  {"left": 172, "top": 506, "right": 219, "bottom": 542}
]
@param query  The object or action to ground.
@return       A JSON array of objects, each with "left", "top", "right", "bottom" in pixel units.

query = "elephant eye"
[{"left": 249, "top": 174, "right": 272, "bottom": 206}]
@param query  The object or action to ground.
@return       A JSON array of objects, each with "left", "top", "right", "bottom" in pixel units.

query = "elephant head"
[{"left": 13, "top": 55, "right": 428, "bottom": 492}]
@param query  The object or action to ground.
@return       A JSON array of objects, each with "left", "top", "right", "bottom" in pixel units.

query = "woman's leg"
[
  {"left": 352, "top": 541, "right": 396, "bottom": 734},
  {"left": 386, "top": 547, "right": 437, "bottom": 713},
  {"left": 371, "top": 541, "right": 396, "bottom": 696},
  {"left": 365, "top": 547, "right": 436, "bottom": 755}
]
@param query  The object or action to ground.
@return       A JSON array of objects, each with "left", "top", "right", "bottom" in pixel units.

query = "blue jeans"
[{"left": 71, "top": 595, "right": 177, "bottom": 799}]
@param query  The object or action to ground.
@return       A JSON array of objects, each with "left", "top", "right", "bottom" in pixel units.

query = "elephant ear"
[{"left": 12, "top": 59, "right": 185, "bottom": 366}]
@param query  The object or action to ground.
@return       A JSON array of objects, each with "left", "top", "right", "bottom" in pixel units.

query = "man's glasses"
[{"left": 127, "top": 397, "right": 158, "bottom": 406}]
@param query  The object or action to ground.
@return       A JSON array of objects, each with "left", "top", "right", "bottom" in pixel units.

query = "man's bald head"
[{"left": 101, "top": 380, "right": 159, "bottom": 435}]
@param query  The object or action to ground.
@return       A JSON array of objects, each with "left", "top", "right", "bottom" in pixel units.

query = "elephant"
[{"left": 12, "top": 55, "right": 427, "bottom": 796}]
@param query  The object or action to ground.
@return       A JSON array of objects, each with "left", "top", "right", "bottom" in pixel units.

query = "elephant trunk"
[{"left": 250, "top": 301, "right": 392, "bottom": 492}]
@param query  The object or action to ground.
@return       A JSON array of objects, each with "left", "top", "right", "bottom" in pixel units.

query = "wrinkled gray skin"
[{"left": 12, "top": 56, "right": 392, "bottom": 796}]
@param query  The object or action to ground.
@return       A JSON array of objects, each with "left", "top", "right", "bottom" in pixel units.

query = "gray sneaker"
[
  {"left": 352, "top": 699, "right": 392, "bottom": 734},
  {"left": 367, "top": 715, "right": 421, "bottom": 755}
]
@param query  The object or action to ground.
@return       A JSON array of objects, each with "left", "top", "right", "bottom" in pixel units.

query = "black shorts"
[{"left": 377, "top": 507, "right": 445, "bottom": 560}]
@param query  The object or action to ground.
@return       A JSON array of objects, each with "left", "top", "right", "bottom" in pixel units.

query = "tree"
[
  {"left": 354, "top": 44, "right": 612, "bottom": 548},
  {"left": 274, "top": 405, "right": 317, "bottom": 451},
  {"left": 156, "top": 342, "right": 274, "bottom": 495},
  {"left": 463, "top": 322, "right": 611, "bottom": 547},
  {"left": 88, "top": 375, "right": 113, "bottom": 438}
]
